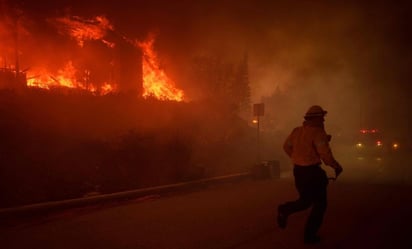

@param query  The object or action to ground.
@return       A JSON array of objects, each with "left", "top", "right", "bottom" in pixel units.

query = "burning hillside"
[{"left": 0, "top": 10, "right": 184, "bottom": 101}]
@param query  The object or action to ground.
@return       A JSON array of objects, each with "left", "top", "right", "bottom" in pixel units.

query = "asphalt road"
[{"left": 1, "top": 160, "right": 411, "bottom": 249}]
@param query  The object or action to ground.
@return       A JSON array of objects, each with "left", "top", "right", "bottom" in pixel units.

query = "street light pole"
[
  {"left": 253, "top": 103, "right": 264, "bottom": 163},
  {"left": 257, "top": 114, "right": 260, "bottom": 163}
]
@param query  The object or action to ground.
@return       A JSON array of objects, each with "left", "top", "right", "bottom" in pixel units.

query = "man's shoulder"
[
  {"left": 290, "top": 125, "right": 325, "bottom": 135},
  {"left": 302, "top": 125, "right": 328, "bottom": 138},
  {"left": 312, "top": 127, "right": 329, "bottom": 140},
  {"left": 291, "top": 126, "right": 302, "bottom": 133},
  {"left": 293, "top": 125, "right": 304, "bottom": 130}
]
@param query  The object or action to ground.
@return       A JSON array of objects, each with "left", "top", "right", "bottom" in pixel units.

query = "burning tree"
[{"left": 137, "top": 34, "right": 184, "bottom": 101}]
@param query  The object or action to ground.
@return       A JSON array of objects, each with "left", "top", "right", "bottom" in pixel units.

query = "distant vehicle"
[{"left": 354, "top": 128, "right": 402, "bottom": 159}]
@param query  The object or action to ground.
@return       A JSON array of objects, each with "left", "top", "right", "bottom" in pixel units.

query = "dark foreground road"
[{"left": 1, "top": 162, "right": 411, "bottom": 249}]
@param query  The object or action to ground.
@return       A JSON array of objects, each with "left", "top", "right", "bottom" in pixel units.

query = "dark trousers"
[{"left": 279, "top": 164, "right": 328, "bottom": 237}]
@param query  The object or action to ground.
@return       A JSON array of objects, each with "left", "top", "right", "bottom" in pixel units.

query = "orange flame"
[
  {"left": 137, "top": 35, "right": 184, "bottom": 102},
  {"left": 2, "top": 11, "right": 185, "bottom": 100},
  {"left": 27, "top": 61, "right": 116, "bottom": 95},
  {"left": 54, "top": 15, "right": 114, "bottom": 48}
]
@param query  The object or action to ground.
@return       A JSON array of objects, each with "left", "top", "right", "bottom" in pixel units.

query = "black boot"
[
  {"left": 304, "top": 235, "right": 321, "bottom": 245},
  {"left": 277, "top": 206, "right": 288, "bottom": 229}
]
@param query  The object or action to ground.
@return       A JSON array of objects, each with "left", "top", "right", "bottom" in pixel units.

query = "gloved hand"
[
  {"left": 334, "top": 165, "right": 343, "bottom": 178},
  {"left": 327, "top": 134, "right": 332, "bottom": 142}
]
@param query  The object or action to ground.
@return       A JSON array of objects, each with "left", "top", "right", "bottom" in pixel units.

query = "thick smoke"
[
  {"left": 5, "top": 0, "right": 411, "bottom": 153},
  {"left": 1, "top": 0, "right": 411, "bottom": 207}
]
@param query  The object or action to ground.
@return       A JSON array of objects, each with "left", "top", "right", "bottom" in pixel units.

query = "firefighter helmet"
[{"left": 304, "top": 105, "right": 327, "bottom": 118}]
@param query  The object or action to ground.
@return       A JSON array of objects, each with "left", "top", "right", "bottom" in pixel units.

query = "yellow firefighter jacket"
[{"left": 283, "top": 120, "right": 340, "bottom": 169}]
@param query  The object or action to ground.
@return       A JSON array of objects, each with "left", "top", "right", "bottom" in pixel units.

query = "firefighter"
[{"left": 277, "top": 105, "right": 343, "bottom": 244}]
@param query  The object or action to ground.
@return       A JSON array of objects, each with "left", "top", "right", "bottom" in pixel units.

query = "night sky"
[{"left": 3, "top": 0, "right": 412, "bottom": 134}]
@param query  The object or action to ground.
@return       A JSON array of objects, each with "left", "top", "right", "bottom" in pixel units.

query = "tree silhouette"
[
  {"left": 191, "top": 52, "right": 251, "bottom": 113},
  {"left": 231, "top": 52, "right": 251, "bottom": 112}
]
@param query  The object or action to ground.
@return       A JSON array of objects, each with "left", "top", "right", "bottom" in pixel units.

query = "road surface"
[{"left": 1, "top": 160, "right": 411, "bottom": 249}]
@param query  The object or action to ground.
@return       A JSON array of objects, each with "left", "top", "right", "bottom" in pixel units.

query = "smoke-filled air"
[{"left": 0, "top": 0, "right": 411, "bottom": 208}]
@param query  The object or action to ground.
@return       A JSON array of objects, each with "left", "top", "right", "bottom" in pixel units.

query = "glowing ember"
[
  {"left": 54, "top": 15, "right": 114, "bottom": 48},
  {"left": 137, "top": 35, "right": 184, "bottom": 102},
  {"left": 27, "top": 61, "right": 116, "bottom": 95}
]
